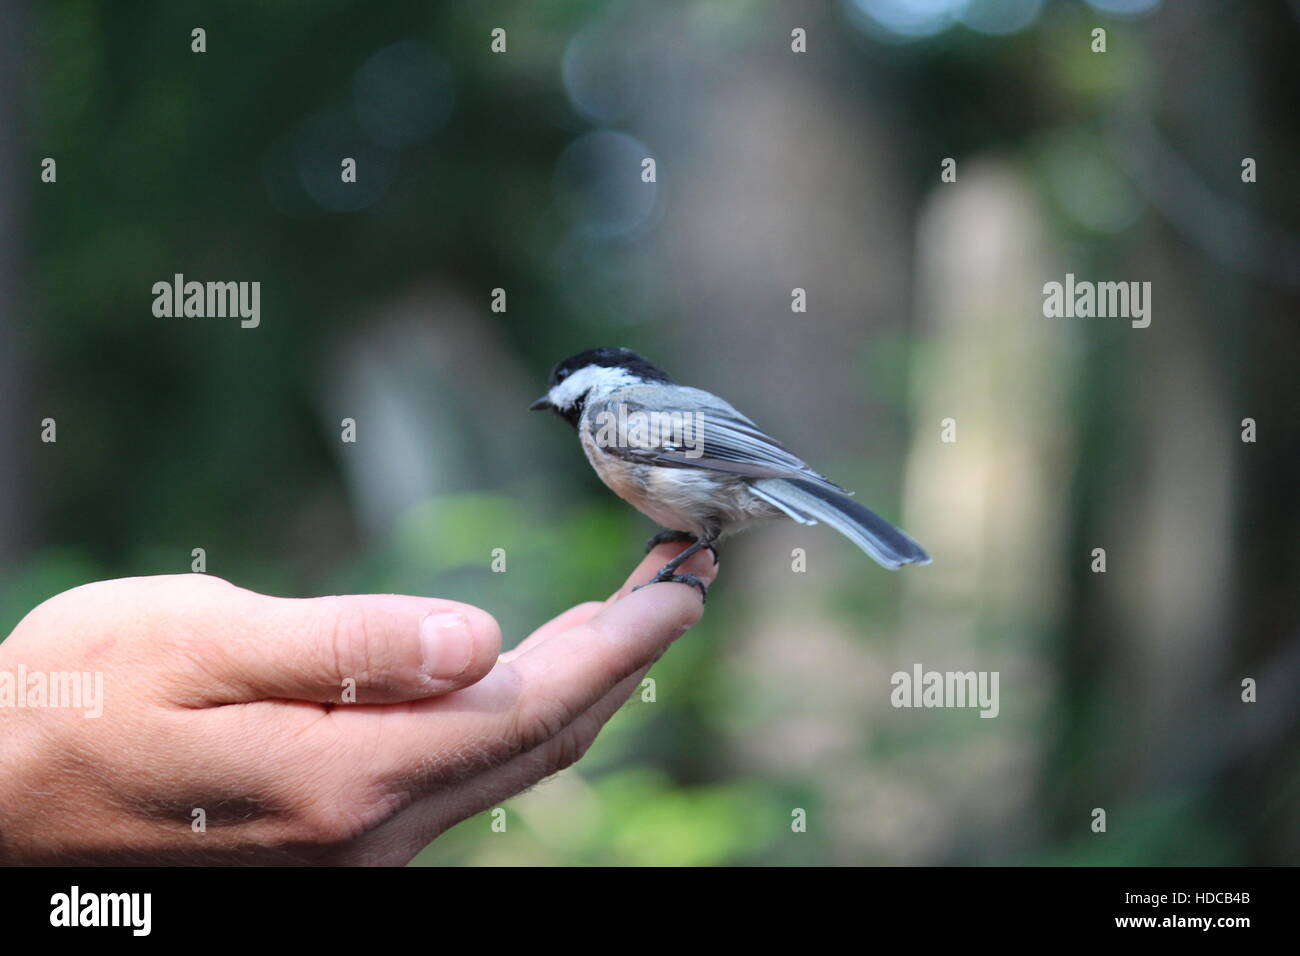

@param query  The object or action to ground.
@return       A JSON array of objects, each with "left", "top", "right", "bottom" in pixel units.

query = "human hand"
[{"left": 0, "top": 544, "right": 716, "bottom": 865}]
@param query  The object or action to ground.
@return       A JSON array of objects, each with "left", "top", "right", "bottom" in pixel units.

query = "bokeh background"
[{"left": 1, "top": 0, "right": 1297, "bottom": 865}]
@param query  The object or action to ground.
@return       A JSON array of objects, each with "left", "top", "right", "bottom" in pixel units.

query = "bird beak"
[{"left": 529, "top": 396, "right": 553, "bottom": 411}]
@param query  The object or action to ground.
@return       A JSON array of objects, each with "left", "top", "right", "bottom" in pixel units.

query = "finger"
[
  {"left": 505, "top": 542, "right": 719, "bottom": 662},
  {"left": 499, "top": 545, "right": 713, "bottom": 750},
  {"left": 330, "top": 545, "right": 717, "bottom": 780},
  {"left": 607, "top": 541, "right": 721, "bottom": 602},
  {"left": 187, "top": 593, "right": 503, "bottom": 706},
  {"left": 342, "top": 663, "right": 655, "bottom": 864},
  {"left": 498, "top": 601, "right": 602, "bottom": 663}
]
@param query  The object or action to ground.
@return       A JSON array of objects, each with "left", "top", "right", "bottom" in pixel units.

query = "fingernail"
[{"left": 420, "top": 611, "right": 474, "bottom": 681}]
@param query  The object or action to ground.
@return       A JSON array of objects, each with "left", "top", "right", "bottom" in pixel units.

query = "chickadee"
[{"left": 530, "top": 347, "right": 930, "bottom": 600}]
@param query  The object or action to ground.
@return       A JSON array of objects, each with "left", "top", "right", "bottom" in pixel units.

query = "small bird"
[{"left": 530, "top": 347, "right": 930, "bottom": 600}]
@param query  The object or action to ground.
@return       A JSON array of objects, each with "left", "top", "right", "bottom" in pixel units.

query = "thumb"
[{"left": 192, "top": 593, "right": 502, "bottom": 705}]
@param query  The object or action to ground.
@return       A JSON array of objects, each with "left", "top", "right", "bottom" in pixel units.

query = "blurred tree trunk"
[{"left": 901, "top": 161, "right": 1069, "bottom": 862}]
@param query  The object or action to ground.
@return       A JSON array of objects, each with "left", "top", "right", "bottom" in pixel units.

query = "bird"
[{"left": 529, "top": 347, "right": 930, "bottom": 600}]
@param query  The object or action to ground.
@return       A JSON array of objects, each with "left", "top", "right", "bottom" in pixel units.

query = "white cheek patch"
[{"left": 549, "top": 365, "right": 638, "bottom": 409}]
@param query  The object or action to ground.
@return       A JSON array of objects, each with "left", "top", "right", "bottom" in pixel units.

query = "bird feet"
[
  {"left": 634, "top": 533, "right": 717, "bottom": 603},
  {"left": 643, "top": 530, "right": 719, "bottom": 565},
  {"left": 632, "top": 572, "right": 709, "bottom": 603}
]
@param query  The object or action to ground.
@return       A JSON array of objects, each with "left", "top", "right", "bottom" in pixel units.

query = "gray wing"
[{"left": 584, "top": 385, "right": 847, "bottom": 495}]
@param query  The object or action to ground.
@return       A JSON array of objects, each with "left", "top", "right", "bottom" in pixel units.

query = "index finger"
[
  {"left": 499, "top": 544, "right": 717, "bottom": 750},
  {"left": 500, "top": 541, "right": 715, "bottom": 663},
  {"left": 334, "top": 544, "right": 718, "bottom": 776}
]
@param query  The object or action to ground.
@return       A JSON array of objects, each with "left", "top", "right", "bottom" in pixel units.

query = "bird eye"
[{"left": 556, "top": 368, "right": 570, "bottom": 381}]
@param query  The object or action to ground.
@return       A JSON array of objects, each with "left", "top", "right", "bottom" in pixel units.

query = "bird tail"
[{"left": 751, "top": 478, "right": 931, "bottom": 570}]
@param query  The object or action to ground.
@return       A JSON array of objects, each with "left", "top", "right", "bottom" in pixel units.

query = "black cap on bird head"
[
  {"left": 529, "top": 347, "right": 673, "bottom": 425},
  {"left": 548, "top": 347, "right": 672, "bottom": 387}
]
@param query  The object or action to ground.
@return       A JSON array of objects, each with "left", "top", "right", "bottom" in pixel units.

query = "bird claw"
[
  {"left": 643, "top": 531, "right": 719, "bottom": 565},
  {"left": 632, "top": 572, "right": 709, "bottom": 604}
]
